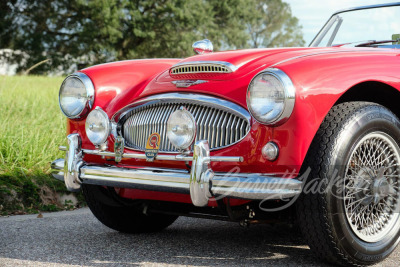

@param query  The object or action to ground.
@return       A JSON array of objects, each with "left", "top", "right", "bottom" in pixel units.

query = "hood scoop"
[{"left": 170, "top": 61, "right": 238, "bottom": 75}]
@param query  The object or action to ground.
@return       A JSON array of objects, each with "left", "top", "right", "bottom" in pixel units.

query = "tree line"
[{"left": 0, "top": 0, "right": 304, "bottom": 74}]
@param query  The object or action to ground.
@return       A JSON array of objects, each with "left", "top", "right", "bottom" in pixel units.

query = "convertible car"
[{"left": 51, "top": 3, "right": 400, "bottom": 266}]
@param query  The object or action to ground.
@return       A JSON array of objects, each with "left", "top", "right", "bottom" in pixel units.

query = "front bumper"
[{"left": 51, "top": 134, "right": 303, "bottom": 207}]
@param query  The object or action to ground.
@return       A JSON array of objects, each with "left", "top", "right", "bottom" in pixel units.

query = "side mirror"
[{"left": 192, "top": 39, "right": 213, "bottom": 55}]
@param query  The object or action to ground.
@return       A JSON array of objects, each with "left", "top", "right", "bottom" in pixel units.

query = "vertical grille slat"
[{"left": 121, "top": 100, "right": 249, "bottom": 152}]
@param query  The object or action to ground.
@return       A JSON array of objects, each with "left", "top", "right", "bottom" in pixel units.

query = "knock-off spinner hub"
[{"left": 354, "top": 168, "right": 393, "bottom": 205}]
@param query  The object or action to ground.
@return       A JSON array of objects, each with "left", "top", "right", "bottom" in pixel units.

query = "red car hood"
[
  {"left": 175, "top": 47, "right": 311, "bottom": 69},
  {"left": 83, "top": 47, "right": 348, "bottom": 115},
  {"left": 140, "top": 47, "right": 336, "bottom": 108}
]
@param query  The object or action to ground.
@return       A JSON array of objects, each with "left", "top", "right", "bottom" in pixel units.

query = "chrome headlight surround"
[
  {"left": 246, "top": 68, "right": 295, "bottom": 125},
  {"left": 59, "top": 72, "right": 95, "bottom": 119}
]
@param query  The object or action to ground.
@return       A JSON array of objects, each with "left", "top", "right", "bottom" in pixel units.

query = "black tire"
[
  {"left": 82, "top": 184, "right": 178, "bottom": 233},
  {"left": 296, "top": 102, "right": 400, "bottom": 266}
]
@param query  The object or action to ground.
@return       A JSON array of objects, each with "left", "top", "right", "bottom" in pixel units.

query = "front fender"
[
  {"left": 80, "top": 59, "right": 181, "bottom": 116},
  {"left": 274, "top": 50, "right": 400, "bottom": 171}
]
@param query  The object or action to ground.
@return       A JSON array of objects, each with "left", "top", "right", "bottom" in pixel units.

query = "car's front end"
[
  {"left": 51, "top": 3, "right": 400, "bottom": 266},
  {"left": 52, "top": 51, "right": 312, "bottom": 209}
]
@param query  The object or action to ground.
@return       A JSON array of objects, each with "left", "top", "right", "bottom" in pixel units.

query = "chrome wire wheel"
[{"left": 344, "top": 132, "right": 400, "bottom": 243}]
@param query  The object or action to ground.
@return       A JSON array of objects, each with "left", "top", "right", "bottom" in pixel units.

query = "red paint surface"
[{"left": 65, "top": 47, "right": 400, "bottom": 204}]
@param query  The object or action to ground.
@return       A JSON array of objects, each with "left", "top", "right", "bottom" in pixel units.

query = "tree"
[
  {"left": 245, "top": 0, "right": 304, "bottom": 48},
  {"left": 0, "top": 0, "right": 304, "bottom": 74}
]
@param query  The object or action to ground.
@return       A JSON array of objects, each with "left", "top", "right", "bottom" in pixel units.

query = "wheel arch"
[
  {"left": 299, "top": 81, "right": 400, "bottom": 173},
  {"left": 335, "top": 81, "right": 400, "bottom": 120}
]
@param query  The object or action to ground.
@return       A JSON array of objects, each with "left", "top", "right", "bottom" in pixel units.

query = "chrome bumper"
[{"left": 51, "top": 134, "right": 303, "bottom": 207}]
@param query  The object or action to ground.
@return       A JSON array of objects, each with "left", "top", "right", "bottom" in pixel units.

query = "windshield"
[{"left": 310, "top": 4, "right": 400, "bottom": 48}]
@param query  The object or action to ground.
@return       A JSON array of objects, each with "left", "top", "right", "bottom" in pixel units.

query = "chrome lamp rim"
[
  {"left": 58, "top": 72, "right": 95, "bottom": 119},
  {"left": 246, "top": 67, "right": 296, "bottom": 126}
]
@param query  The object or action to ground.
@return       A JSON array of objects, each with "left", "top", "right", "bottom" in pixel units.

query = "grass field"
[{"left": 0, "top": 75, "right": 78, "bottom": 214}]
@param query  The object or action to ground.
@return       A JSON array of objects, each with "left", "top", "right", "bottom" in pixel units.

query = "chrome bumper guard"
[{"left": 51, "top": 134, "right": 303, "bottom": 207}]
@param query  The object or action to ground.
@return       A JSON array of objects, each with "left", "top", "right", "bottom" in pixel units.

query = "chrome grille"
[
  {"left": 120, "top": 100, "right": 250, "bottom": 152},
  {"left": 170, "top": 61, "right": 238, "bottom": 75}
]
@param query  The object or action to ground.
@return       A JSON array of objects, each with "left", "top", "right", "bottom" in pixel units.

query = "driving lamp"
[
  {"left": 85, "top": 107, "right": 111, "bottom": 146},
  {"left": 247, "top": 68, "right": 295, "bottom": 125},
  {"left": 167, "top": 107, "right": 196, "bottom": 151},
  {"left": 59, "top": 72, "right": 94, "bottom": 119}
]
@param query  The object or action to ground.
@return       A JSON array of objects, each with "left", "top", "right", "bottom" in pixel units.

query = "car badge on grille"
[
  {"left": 145, "top": 133, "right": 161, "bottom": 162},
  {"left": 171, "top": 80, "right": 208, "bottom": 88}
]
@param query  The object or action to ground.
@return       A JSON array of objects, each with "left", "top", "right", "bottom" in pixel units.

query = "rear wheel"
[
  {"left": 83, "top": 184, "right": 178, "bottom": 233},
  {"left": 297, "top": 102, "right": 400, "bottom": 266}
]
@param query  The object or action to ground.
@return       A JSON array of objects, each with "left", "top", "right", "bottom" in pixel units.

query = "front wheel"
[
  {"left": 297, "top": 102, "right": 400, "bottom": 266},
  {"left": 83, "top": 184, "right": 178, "bottom": 233}
]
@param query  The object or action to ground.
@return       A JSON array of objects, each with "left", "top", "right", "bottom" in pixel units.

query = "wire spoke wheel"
[{"left": 344, "top": 132, "right": 400, "bottom": 242}]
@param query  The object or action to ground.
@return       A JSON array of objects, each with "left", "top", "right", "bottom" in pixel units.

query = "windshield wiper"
[{"left": 355, "top": 39, "right": 399, "bottom": 47}]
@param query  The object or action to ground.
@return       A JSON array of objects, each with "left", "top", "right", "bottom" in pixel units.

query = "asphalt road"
[{"left": 0, "top": 208, "right": 399, "bottom": 267}]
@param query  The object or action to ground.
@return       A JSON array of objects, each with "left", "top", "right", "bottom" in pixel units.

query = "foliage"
[
  {"left": 0, "top": 0, "right": 304, "bottom": 74},
  {"left": 0, "top": 75, "right": 83, "bottom": 215}
]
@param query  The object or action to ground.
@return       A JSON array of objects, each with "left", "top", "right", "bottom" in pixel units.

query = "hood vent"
[{"left": 170, "top": 61, "right": 238, "bottom": 75}]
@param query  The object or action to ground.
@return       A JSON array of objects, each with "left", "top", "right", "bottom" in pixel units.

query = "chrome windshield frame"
[{"left": 309, "top": 2, "right": 400, "bottom": 47}]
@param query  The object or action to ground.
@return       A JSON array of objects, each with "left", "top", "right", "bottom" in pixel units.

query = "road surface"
[{"left": 0, "top": 208, "right": 398, "bottom": 266}]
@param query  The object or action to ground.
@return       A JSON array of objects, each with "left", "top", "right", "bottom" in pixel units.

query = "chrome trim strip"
[
  {"left": 58, "top": 145, "right": 243, "bottom": 162},
  {"left": 112, "top": 93, "right": 250, "bottom": 123},
  {"left": 170, "top": 61, "right": 239, "bottom": 73},
  {"left": 246, "top": 68, "right": 295, "bottom": 126},
  {"left": 59, "top": 72, "right": 95, "bottom": 119}
]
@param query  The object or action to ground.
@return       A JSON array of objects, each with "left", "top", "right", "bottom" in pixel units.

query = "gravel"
[{"left": 0, "top": 208, "right": 398, "bottom": 266}]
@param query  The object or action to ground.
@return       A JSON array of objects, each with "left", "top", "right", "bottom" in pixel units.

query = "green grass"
[{"left": 0, "top": 75, "right": 80, "bottom": 214}]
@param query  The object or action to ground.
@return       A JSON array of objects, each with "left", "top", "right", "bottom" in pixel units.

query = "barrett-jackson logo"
[{"left": 145, "top": 133, "right": 161, "bottom": 162}]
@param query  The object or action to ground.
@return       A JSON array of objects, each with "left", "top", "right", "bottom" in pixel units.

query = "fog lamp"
[
  {"left": 262, "top": 142, "right": 279, "bottom": 161},
  {"left": 85, "top": 107, "right": 111, "bottom": 146},
  {"left": 167, "top": 107, "right": 196, "bottom": 151}
]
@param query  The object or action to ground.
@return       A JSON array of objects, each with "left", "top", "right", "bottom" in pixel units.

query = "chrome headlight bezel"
[
  {"left": 59, "top": 72, "right": 95, "bottom": 119},
  {"left": 85, "top": 107, "right": 111, "bottom": 146},
  {"left": 246, "top": 68, "right": 295, "bottom": 125}
]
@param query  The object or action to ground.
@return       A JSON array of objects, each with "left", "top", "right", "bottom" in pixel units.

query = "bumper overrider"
[{"left": 51, "top": 133, "right": 303, "bottom": 207}]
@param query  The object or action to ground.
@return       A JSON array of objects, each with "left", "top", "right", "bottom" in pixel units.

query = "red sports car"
[{"left": 52, "top": 3, "right": 400, "bottom": 266}]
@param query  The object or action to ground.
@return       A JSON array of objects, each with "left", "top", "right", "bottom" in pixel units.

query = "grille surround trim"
[{"left": 115, "top": 93, "right": 251, "bottom": 153}]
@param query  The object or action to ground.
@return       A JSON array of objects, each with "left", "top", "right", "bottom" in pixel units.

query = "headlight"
[
  {"left": 246, "top": 68, "right": 295, "bottom": 125},
  {"left": 59, "top": 72, "right": 94, "bottom": 119},
  {"left": 167, "top": 107, "right": 196, "bottom": 151},
  {"left": 85, "top": 107, "right": 111, "bottom": 146}
]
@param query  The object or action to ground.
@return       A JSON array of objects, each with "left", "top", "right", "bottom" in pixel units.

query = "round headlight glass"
[
  {"left": 59, "top": 73, "right": 94, "bottom": 119},
  {"left": 167, "top": 107, "right": 196, "bottom": 150},
  {"left": 85, "top": 108, "right": 111, "bottom": 145},
  {"left": 247, "top": 68, "right": 295, "bottom": 125}
]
